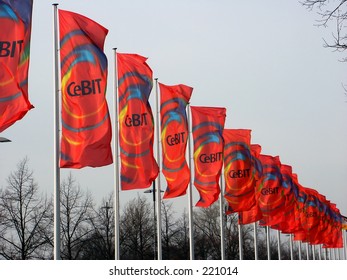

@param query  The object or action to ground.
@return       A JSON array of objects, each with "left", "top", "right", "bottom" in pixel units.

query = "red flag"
[
  {"left": 117, "top": 53, "right": 159, "bottom": 190},
  {"left": 238, "top": 144, "right": 263, "bottom": 224},
  {"left": 0, "top": 0, "right": 34, "bottom": 132},
  {"left": 159, "top": 83, "right": 192, "bottom": 199},
  {"left": 276, "top": 164, "right": 298, "bottom": 233},
  {"left": 258, "top": 155, "right": 286, "bottom": 226},
  {"left": 223, "top": 129, "right": 255, "bottom": 213},
  {"left": 191, "top": 106, "right": 226, "bottom": 207},
  {"left": 59, "top": 10, "right": 112, "bottom": 168}
]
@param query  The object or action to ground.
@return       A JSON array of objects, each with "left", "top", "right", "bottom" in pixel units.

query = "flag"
[
  {"left": 276, "top": 164, "right": 298, "bottom": 233},
  {"left": 238, "top": 144, "right": 263, "bottom": 224},
  {"left": 117, "top": 53, "right": 159, "bottom": 190},
  {"left": 258, "top": 154, "right": 285, "bottom": 226},
  {"left": 0, "top": 0, "right": 33, "bottom": 132},
  {"left": 191, "top": 106, "right": 226, "bottom": 207},
  {"left": 159, "top": 83, "right": 192, "bottom": 199},
  {"left": 223, "top": 129, "right": 255, "bottom": 213},
  {"left": 59, "top": 10, "right": 112, "bottom": 168}
]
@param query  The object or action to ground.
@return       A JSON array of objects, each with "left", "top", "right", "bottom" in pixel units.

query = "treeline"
[{"left": 0, "top": 158, "right": 303, "bottom": 260}]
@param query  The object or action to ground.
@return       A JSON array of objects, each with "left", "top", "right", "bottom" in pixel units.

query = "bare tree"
[
  {"left": 0, "top": 157, "right": 53, "bottom": 259},
  {"left": 301, "top": 0, "right": 347, "bottom": 57},
  {"left": 83, "top": 193, "right": 115, "bottom": 260},
  {"left": 60, "top": 173, "right": 94, "bottom": 260},
  {"left": 161, "top": 201, "right": 181, "bottom": 259},
  {"left": 120, "top": 195, "right": 153, "bottom": 259}
]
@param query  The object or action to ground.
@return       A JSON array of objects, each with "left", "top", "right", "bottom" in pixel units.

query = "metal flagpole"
[
  {"left": 277, "top": 230, "right": 281, "bottom": 260},
  {"left": 254, "top": 222, "right": 258, "bottom": 260},
  {"left": 113, "top": 48, "right": 120, "bottom": 260},
  {"left": 219, "top": 175, "right": 226, "bottom": 260},
  {"left": 289, "top": 234, "right": 293, "bottom": 260},
  {"left": 187, "top": 104, "right": 195, "bottom": 260},
  {"left": 266, "top": 226, "right": 271, "bottom": 260},
  {"left": 298, "top": 241, "right": 302, "bottom": 260},
  {"left": 318, "top": 244, "right": 322, "bottom": 260},
  {"left": 154, "top": 78, "right": 162, "bottom": 260},
  {"left": 238, "top": 215, "right": 243, "bottom": 260},
  {"left": 53, "top": 3, "right": 61, "bottom": 260},
  {"left": 306, "top": 243, "right": 309, "bottom": 260},
  {"left": 344, "top": 230, "right": 347, "bottom": 260},
  {"left": 312, "top": 245, "right": 316, "bottom": 260}
]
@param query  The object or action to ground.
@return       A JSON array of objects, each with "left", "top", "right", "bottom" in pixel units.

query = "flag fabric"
[
  {"left": 276, "top": 164, "right": 298, "bottom": 233},
  {"left": 258, "top": 155, "right": 285, "bottom": 226},
  {"left": 223, "top": 129, "right": 255, "bottom": 213},
  {"left": 59, "top": 10, "right": 112, "bottom": 168},
  {"left": 159, "top": 83, "right": 192, "bottom": 199},
  {"left": 238, "top": 144, "right": 263, "bottom": 224},
  {"left": 117, "top": 53, "right": 159, "bottom": 190},
  {"left": 191, "top": 106, "right": 226, "bottom": 207},
  {"left": 0, "top": 0, "right": 33, "bottom": 132}
]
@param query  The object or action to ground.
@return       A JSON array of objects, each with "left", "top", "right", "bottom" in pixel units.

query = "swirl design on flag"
[
  {"left": 0, "top": 1, "right": 33, "bottom": 133},
  {"left": 58, "top": 10, "right": 112, "bottom": 168},
  {"left": 191, "top": 106, "right": 226, "bottom": 207},
  {"left": 117, "top": 53, "right": 158, "bottom": 190}
]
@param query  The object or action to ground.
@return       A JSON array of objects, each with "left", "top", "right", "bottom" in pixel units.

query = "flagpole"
[
  {"left": 254, "top": 222, "right": 258, "bottom": 260},
  {"left": 266, "top": 226, "right": 271, "bottom": 260},
  {"left": 277, "top": 230, "right": 281, "bottom": 260},
  {"left": 113, "top": 48, "right": 120, "bottom": 260},
  {"left": 298, "top": 241, "right": 302, "bottom": 260},
  {"left": 53, "top": 3, "right": 61, "bottom": 261},
  {"left": 187, "top": 104, "right": 195, "bottom": 260},
  {"left": 238, "top": 215, "right": 243, "bottom": 260},
  {"left": 312, "top": 245, "right": 316, "bottom": 260},
  {"left": 344, "top": 230, "right": 347, "bottom": 260},
  {"left": 306, "top": 242, "right": 309, "bottom": 260},
  {"left": 289, "top": 234, "right": 293, "bottom": 260},
  {"left": 219, "top": 175, "right": 225, "bottom": 260},
  {"left": 154, "top": 78, "right": 162, "bottom": 260}
]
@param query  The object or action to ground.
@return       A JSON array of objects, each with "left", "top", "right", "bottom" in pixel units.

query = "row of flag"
[{"left": 1, "top": 1, "right": 345, "bottom": 250}]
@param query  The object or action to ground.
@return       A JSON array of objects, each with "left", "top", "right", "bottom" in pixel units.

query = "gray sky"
[{"left": 1, "top": 0, "right": 347, "bottom": 217}]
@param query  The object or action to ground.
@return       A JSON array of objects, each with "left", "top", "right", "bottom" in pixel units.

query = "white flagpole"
[
  {"left": 289, "top": 234, "right": 293, "bottom": 260},
  {"left": 187, "top": 104, "right": 195, "bottom": 260},
  {"left": 254, "top": 222, "right": 258, "bottom": 260},
  {"left": 298, "top": 241, "right": 302, "bottom": 260},
  {"left": 52, "top": 3, "right": 61, "bottom": 261},
  {"left": 238, "top": 215, "right": 243, "bottom": 260},
  {"left": 266, "top": 226, "right": 271, "bottom": 260},
  {"left": 113, "top": 48, "right": 120, "bottom": 260},
  {"left": 306, "top": 242, "right": 309, "bottom": 260},
  {"left": 344, "top": 230, "right": 347, "bottom": 260},
  {"left": 312, "top": 245, "right": 316, "bottom": 260},
  {"left": 277, "top": 230, "right": 281, "bottom": 260},
  {"left": 219, "top": 175, "right": 225, "bottom": 260},
  {"left": 154, "top": 78, "right": 162, "bottom": 260}
]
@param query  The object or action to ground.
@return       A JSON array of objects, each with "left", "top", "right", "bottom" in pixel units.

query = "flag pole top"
[
  {"left": 113, "top": 47, "right": 117, "bottom": 51},
  {"left": 52, "top": 3, "right": 59, "bottom": 6}
]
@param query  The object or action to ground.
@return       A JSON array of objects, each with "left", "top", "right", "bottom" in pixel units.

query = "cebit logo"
[
  {"left": 0, "top": 40, "right": 24, "bottom": 57},
  {"left": 199, "top": 152, "right": 223, "bottom": 163},
  {"left": 261, "top": 187, "right": 279, "bottom": 195},
  {"left": 67, "top": 79, "right": 102, "bottom": 97},
  {"left": 228, "top": 169, "right": 250, "bottom": 179},
  {"left": 166, "top": 132, "right": 186, "bottom": 146},
  {"left": 125, "top": 113, "right": 148, "bottom": 127}
]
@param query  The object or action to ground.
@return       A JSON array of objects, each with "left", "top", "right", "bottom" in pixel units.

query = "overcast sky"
[{"left": 1, "top": 0, "right": 347, "bottom": 217}]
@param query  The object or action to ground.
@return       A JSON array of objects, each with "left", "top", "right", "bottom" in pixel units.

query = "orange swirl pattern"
[{"left": 59, "top": 10, "right": 112, "bottom": 168}]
